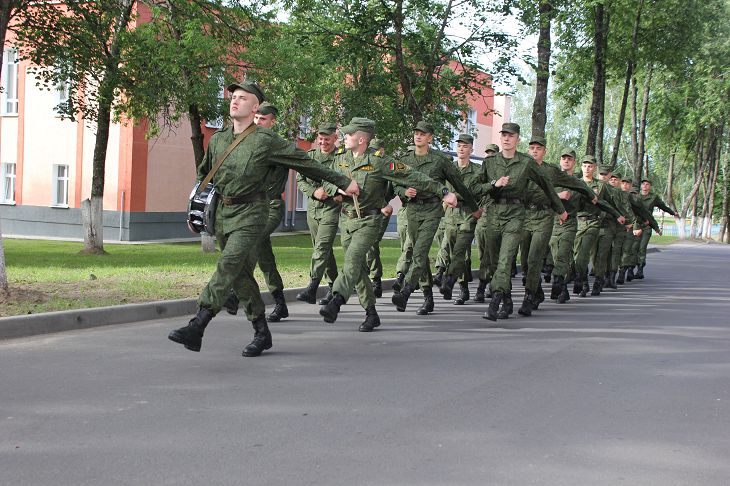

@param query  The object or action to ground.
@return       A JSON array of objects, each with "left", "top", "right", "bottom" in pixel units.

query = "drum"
[{"left": 187, "top": 181, "right": 218, "bottom": 235}]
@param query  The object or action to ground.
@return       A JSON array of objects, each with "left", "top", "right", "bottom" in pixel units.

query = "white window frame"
[
  {"left": 54, "top": 66, "right": 71, "bottom": 115},
  {"left": 466, "top": 108, "right": 477, "bottom": 135},
  {"left": 298, "top": 114, "right": 311, "bottom": 139},
  {"left": 295, "top": 188, "right": 308, "bottom": 210},
  {"left": 205, "top": 74, "right": 225, "bottom": 129},
  {"left": 1, "top": 162, "right": 16, "bottom": 204},
  {"left": 52, "top": 164, "right": 70, "bottom": 207},
  {"left": 1, "top": 48, "right": 19, "bottom": 115}
]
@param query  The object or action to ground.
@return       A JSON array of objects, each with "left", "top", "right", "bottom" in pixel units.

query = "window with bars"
[
  {"left": 52, "top": 164, "right": 69, "bottom": 207},
  {"left": 1, "top": 49, "right": 19, "bottom": 115},
  {"left": 1, "top": 162, "right": 16, "bottom": 203}
]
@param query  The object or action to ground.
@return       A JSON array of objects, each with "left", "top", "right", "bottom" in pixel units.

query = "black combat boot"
[
  {"left": 605, "top": 271, "right": 617, "bottom": 289},
  {"left": 168, "top": 307, "right": 214, "bottom": 352},
  {"left": 417, "top": 287, "right": 435, "bottom": 315},
  {"left": 616, "top": 266, "right": 627, "bottom": 285},
  {"left": 483, "top": 291, "right": 504, "bottom": 321},
  {"left": 296, "top": 278, "right": 320, "bottom": 304},
  {"left": 319, "top": 293, "right": 346, "bottom": 323},
  {"left": 558, "top": 281, "right": 570, "bottom": 303},
  {"left": 543, "top": 264, "right": 553, "bottom": 283},
  {"left": 454, "top": 282, "right": 470, "bottom": 305},
  {"left": 486, "top": 283, "right": 493, "bottom": 299},
  {"left": 319, "top": 284, "right": 334, "bottom": 305},
  {"left": 580, "top": 274, "right": 589, "bottom": 297},
  {"left": 635, "top": 263, "right": 645, "bottom": 279},
  {"left": 497, "top": 293, "right": 513, "bottom": 319},
  {"left": 433, "top": 267, "right": 445, "bottom": 288},
  {"left": 533, "top": 284, "right": 545, "bottom": 309},
  {"left": 474, "top": 279, "right": 488, "bottom": 303},
  {"left": 440, "top": 274, "right": 456, "bottom": 301},
  {"left": 518, "top": 290, "right": 533, "bottom": 316},
  {"left": 626, "top": 265, "right": 635, "bottom": 281},
  {"left": 392, "top": 272, "right": 405, "bottom": 292},
  {"left": 551, "top": 276, "right": 564, "bottom": 300},
  {"left": 223, "top": 292, "right": 239, "bottom": 315},
  {"left": 573, "top": 274, "right": 583, "bottom": 295},
  {"left": 267, "top": 289, "right": 289, "bottom": 322},
  {"left": 242, "top": 316, "right": 272, "bottom": 357},
  {"left": 359, "top": 305, "right": 381, "bottom": 332},
  {"left": 391, "top": 283, "right": 413, "bottom": 312},
  {"left": 372, "top": 278, "right": 383, "bottom": 298},
  {"left": 591, "top": 276, "right": 603, "bottom": 296}
]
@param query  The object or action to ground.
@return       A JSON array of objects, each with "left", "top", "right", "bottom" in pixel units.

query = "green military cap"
[
  {"left": 368, "top": 137, "right": 385, "bottom": 149},
  {"left": 621, "top": 176, "right": 633, "bottom": 183},
  {"left": 560, "top": 147, "right": 576, "bottom": 158},
  {"left": 340, "top": 117, "right": 376, "bottom": 134},
  {"left": 227, "top": 80, "right": 265, "bottom": 103},
  {"left": 529, "top": 135, "right": 546, "bottom": 146},
  {"left": 598, "top": 163, "right": 613, "bottom": 174},
  {"left": 413, "top": 120, "right": 434, "bottom": 134},
  {"left": 500, "top": 122, "right": 520, "bottom": 134},
  {"left": 581, "top": 154, "right": 596, "bottom": 164},
  {"left": 257, "top": 102, "right": 278, "bottom": 117},
  {"left": 317, "top": 123, "right": 338, "bottom": 135},
  {"left": 611, "top": 172, "right": 622, "bottom": 179},
  {"left": 456, "top": 133, "right": 474, "bottom": 144},
  {"left": 485, "top": 143, "right": 500, "bottom": 153},
  {"left": 641, "top": 178, "right": 651, "bottom": 184}
]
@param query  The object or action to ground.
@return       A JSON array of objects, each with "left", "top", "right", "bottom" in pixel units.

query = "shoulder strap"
[{"left": 197, "top": 124, "right": 257, "bottom": 194}]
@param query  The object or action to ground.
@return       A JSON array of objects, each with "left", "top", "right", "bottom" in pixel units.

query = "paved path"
[{"left": 1, "top": 242, "right": 729, "bottom": 485}]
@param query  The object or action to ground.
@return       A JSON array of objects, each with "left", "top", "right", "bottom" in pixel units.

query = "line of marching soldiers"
[{"left": 168, "top": 82, "right": 676, "bottom": 357}]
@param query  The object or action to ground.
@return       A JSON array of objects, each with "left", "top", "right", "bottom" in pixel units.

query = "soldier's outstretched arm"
[
  {"left": 528, "top": 160, "right": 565, "bottom": 214},
  {"left": 553, "top": 169, "right": 595, "bottom": 202},
  {"left": 268, "top": 135, "right": 352, "bottom": 190},
  {"left": 378, "top": 157, "right": 447, "bottom": 199},
  {"left": 443, "top": 162, "right": 479, "bottom": 211}
]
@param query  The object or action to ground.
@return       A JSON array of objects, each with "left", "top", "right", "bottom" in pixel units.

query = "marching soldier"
[
  {"left": 636, "top": 179, "right": 676, "bottom": 278},
  {"left": 168, "top": 82, "right": 359, "bottom": 356},
  {"left": 365, "top": 138, "right": 391, "bottom": 298},
  {"left": 319, "top": 117, "right": 459, "bottom": 330},
  {"left": 473, "top": 143, "right": 500, "bottom": 302}
]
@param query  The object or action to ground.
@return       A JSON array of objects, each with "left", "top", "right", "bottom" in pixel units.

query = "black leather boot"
[
  {"left": 267, "top": 289, "right": 289, "bottom": 322},
  {"left": 605, "top": 271, "right": 617, "bottom": 289},
  {"left": 318, "top": 284, "right": 334, "bottom": 305},
  {"left": 533, "top": 284, "right": 545, "bottom": 309},
  {"left": 483, "top": 291, "right": 503, "bottom": 321},
  {"left": 474, "top": 279, "right": 487, "bottom": 303},
  {"left": 616, "top": 266, "right": 626, "bottom": 285},
  {"left": 635, "top": 263, "right": 645, "bottom": 279},
  {"left": 392, "top": 272, "right": 406, "bottom": 292},
  {"left": 497, "top": 293, "right": 513, "bottom": 319},
  {"left": 626, "top": 266, "right": 635, "bottom": 281},
  {"left": 580, "top": 274, "right": 589, "bottom": 297},
  {"left": 168, "top": 307, "right": 214, "bottom": 352},
  {"left": 558, "top": 281, "right": 570, "bottom": 303},
  {"left": 359, "top": 305, "right": 381, "bottom": 332},
  {"left": 242, "top": 316, "right": 272, "bottom": 357},
  {"left": 417, "top": 287, "right": 435, "bottom": 315},
  {"left": 518, "top": 290, "right": 533, "bottom": 316},
  {"left": 372, "top": 278, "right": 382, "bottom": 298},
  {"left": 296, "top": 278, "right": 320, "bottom": 304},
  {"left": 223, "top": 292, "right": 239, "bottom": 315},
  {"left": 319, "top": 293, "right": 346, "bottom": 323},
  {"left": 543, "top": 264, "right": 553, "bottom": 283},
  {"left": 591, "top": 276, "right": 603, "bottom": 296},
  {"left": 433, "top": 267, "right": 445, "bottom": 289},
  {"left": 440, "top": 274, "right": 456, "bottom": 300},
  {"left": 573, "top": 274, "right": 583, "bottom": 294},
  {"left": 391, "top": 283, "right": 413, "bottom": 312},
  {"left": 454, "top": 282, "right": 469, "bottom": 305},
  {"left": 551, "top": 275, "right": 563, "bottom": 300}
]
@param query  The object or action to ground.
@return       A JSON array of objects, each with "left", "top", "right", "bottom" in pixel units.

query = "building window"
[
  {"left": 1, "top": 49, "right": 19, "bottom": 115},
  {"left": 54, "top": 66, "right": 71, "bottom": 115},
  {"left": 1, "top": 162, "right": 16, "bottom": 204},
  {"left": 205, "top": 73, "right": 225, "bottom": 129},
  {"left": 466, "top": 108, "right": 477, "bottom": 135},
  {"left": 298, "top": 114, "right": 311, "bottom": 139},
  {"left": 52, "top": 164, "right": 69, "bottom": 207},
  {"left": 295, "top": 188, "right": 308, "bottom": 210}
]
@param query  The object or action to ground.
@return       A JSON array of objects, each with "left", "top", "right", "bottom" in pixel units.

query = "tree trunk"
[
  {"left": 721, "top": 144, "right": 729, "bottom": 242},
  {"left": 531, "top": 1, "right": 552, "bottom": 140},
  {"left": 586, "top": 3, "right": 608, "bottom": 158},
  {"left": 705, "top": 124, "right": 723, "bottom": 238},
  {"left": 0, "top": 215, "right": 8, "bottom": 297},
  {"left": 630, "top": 75, "right": 640, "bottom": 183},
  {"left": 610, "top": 0, "right": 643, "bottom": 169},
  {"left": 638, "top": 64, "right": 652, "bottom": 176}
]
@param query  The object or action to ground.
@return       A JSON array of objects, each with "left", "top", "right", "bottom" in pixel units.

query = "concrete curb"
[{"left": 1, "top": 246, "right": 661, "bottom": 340}]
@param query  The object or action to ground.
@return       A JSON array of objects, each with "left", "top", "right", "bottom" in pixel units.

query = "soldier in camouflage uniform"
[
  {"left": 319, "top": 118, "right": 459, "bottom": 330},
  {"left": 169, "top": 82, "right": 358, "bottom": 356},
  {"left": 473, "top": 143, "right": 500, "bottom": 303},
  {"left": 391, "top": 121, "right": 478, "bottom": 315},
  {"left": 365, "top": 138, "right": 391, "bottom": 298},
  {"left": 636, "top": 179, "right": 676, "bottom": 278},
  {"left": 295, "top": 123, "right": 343, "bottom": 305}
]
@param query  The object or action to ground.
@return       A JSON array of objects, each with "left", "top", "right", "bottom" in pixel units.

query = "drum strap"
[{"left": 196, "top": 124, "right": 257, "bottom": 194}]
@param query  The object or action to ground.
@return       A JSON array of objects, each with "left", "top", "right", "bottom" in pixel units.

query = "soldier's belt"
[
  {"left": 495, "top": 197, "right": 522, "bottom": 205},
  {"left": 342, "top": 208, "right": 381, "bottom": 219},
  {"left": 408, "top": 196, "right": 441, "bottom": 205},
  {"left": 577, "top": 215, "right": 598, "bottom": 221},
  {"left": 220, "top": 191, "right": 267, "bottom": 206},
  {"left": 526, "top": 203, "right": 550, "bottom": 210}
]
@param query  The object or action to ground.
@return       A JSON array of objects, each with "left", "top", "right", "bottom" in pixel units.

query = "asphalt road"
[{"left": 2, "top": 242, "right": 729, "bottom": 485}]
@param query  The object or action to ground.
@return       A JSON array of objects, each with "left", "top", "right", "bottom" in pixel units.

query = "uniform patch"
[
  {"left": 374, "top": 149, "right": 384, "bottom": 157},
  {"left": 358, "top": 165, "right": 374, "bottom": 171},
  {"left": 389, "top": 162, "right": 408, "bottom": 172},
  {"left": 338, "top": 162, "right": 350, "bottom": 169}
]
